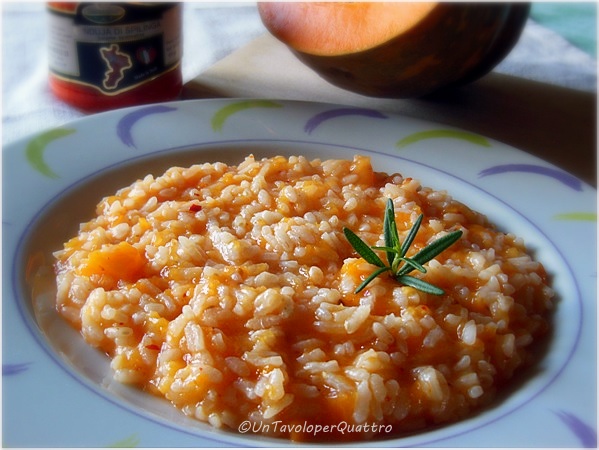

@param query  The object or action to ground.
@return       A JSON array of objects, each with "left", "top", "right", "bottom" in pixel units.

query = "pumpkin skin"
[
  {"left": 258, "top": 2, "right": 530, "bottom": 98},
  {"left": 448, "top": 3, "right": 530, "bottom": 88}
]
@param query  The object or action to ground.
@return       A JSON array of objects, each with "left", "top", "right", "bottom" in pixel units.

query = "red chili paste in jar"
[{"left": 47, "top": 2, "right": 183, "bottom": 112}]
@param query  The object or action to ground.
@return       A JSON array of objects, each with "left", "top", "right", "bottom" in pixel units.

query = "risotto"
[{"left": 54, "top": 154, "right": 554, "bottom": 442}]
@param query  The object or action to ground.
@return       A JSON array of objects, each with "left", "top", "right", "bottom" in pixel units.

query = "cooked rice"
[{"left": 54, "top": 155, "right": 554, "bottom": 442}]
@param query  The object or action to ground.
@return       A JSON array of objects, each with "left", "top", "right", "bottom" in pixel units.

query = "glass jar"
[{"left": 47, "top": 2, "right": 183, "bottom": 112}]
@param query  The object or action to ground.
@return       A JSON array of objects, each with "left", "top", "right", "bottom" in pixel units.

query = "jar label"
[{"left": 48, "top": 3, "right": 182, "bottom": 95}]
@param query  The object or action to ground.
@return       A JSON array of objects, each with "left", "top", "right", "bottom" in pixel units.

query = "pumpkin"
[{"left": 258, "top": 2, "right": 530, "bottom": 98}]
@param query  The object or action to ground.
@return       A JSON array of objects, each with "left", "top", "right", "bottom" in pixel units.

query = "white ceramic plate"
[{"left": 3, "top": 99, "right": 596, "bottom": 448}]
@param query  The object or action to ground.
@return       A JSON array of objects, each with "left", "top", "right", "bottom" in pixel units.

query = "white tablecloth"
[{"left": 2, "top": 2, "right": 597, "bottom": 146}]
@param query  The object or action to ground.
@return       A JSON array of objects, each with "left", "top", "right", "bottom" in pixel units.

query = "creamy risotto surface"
[{"left": 54, "top": 155, "right": 554, "bottom": 442}]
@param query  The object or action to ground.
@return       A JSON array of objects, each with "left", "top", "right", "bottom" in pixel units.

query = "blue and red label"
[{"left": 48, "top": 3, "right": 182, "bottom": 95}]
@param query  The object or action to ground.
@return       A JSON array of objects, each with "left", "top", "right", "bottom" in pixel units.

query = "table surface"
[{"left": 2, "top": 2, "right": 597, "bottom": 185}]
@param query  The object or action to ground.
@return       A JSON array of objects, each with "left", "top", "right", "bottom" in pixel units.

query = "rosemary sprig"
[{"left": 343, "top": 198, "right": 462, "bottom": 295}]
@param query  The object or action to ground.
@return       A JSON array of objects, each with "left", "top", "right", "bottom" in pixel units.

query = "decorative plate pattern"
[{"left": 3, "top": 99, "right": 596, "bottom": 447}]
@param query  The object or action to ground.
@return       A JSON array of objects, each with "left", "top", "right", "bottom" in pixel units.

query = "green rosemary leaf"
[
  {"left": 399, "top": 229, "right": 463, "bottom": 274},
  {"left": 399, "top": 257, "right": 427, "bottom": 273},
  {"left": 400, "top": 214, "right": 423, "bottom": 257},
  {"left": 355, "top": 267, "right": 391, "bottom": 293},
  {"left": 383, "top": 199, "right": 398, "bottom": 266},
  {"left": 343, "top": 205, "right": 462, "bottom": 296},
  {"left": 396, "top": 274, "right": 445, "bottom": 295},
  {"left": 391, "top": 222, "right": 400, "bottom": 251},
  {"left": 371, "top": 246, "right": 399, "bottom": 253},
  {"left": 343, "top": 227, "right": 385, "bottom": 268}
]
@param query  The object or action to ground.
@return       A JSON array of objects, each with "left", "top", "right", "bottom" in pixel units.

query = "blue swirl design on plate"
[
  {"left": 304, "top": 107, "right": 388, "bottom": 134},
  {"left": 116, "top": 105, "right": 178, "bottom": 149},
  {"left": 478, "top": 164, "right": 583, "bottom": 191},
  {"left": 555, "top": 410, "right": 597, "bottom": 447},
  {"left": 3, "top": 362, "right": 31, "bottom": 376}
]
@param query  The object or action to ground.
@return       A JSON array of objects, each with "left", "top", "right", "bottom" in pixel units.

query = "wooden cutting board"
[{"left": 184, "top": 33, "right": 597, "bottom": 186}]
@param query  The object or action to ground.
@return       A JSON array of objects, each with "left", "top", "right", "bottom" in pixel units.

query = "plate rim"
[{"left": 3, "top": 98, "right": 596, "bottom": 448}]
